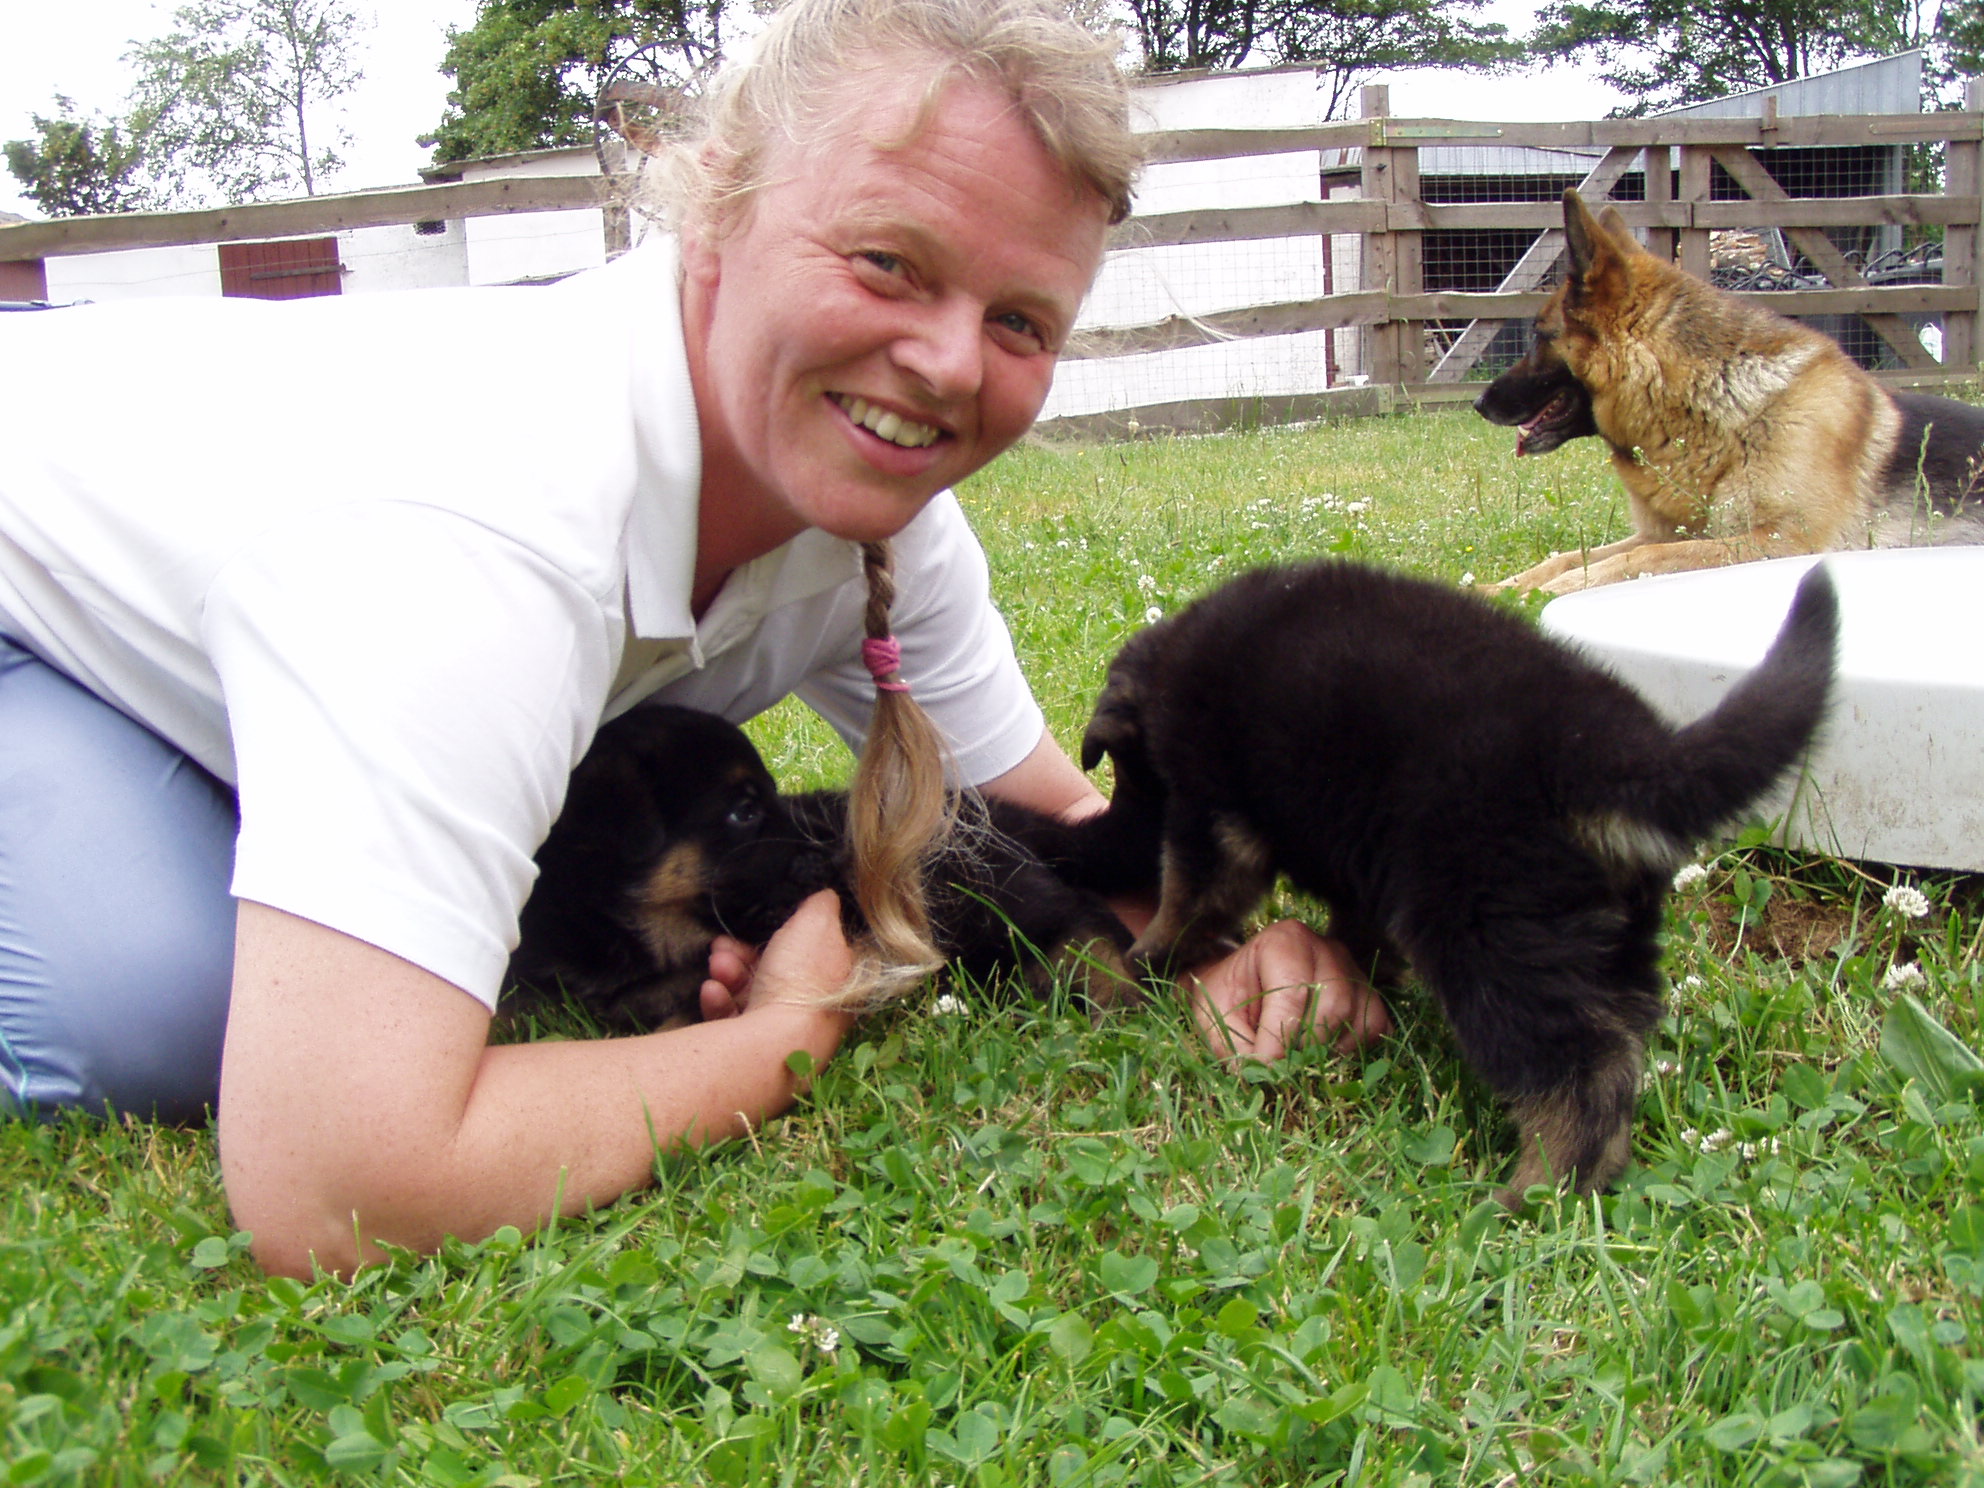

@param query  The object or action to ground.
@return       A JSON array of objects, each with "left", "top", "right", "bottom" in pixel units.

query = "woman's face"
[{"left": 682, "top": 69, "right": 1113, "bottom": 547}]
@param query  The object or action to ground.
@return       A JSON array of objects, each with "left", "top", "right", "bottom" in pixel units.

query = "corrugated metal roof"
[
  {"left": 1658, "top": 50, "right": 1922, "bottom": 118},
  {"left": 1321, "top": 52, "right": 1925, "bottom": 181}
]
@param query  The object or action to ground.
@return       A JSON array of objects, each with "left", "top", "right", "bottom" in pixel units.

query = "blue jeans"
[{"left": 0, "top": 637, "right": 238, "bottom": 1123}]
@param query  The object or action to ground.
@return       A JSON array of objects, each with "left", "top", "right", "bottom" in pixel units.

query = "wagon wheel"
[{"left": 593, "top": 42, "right": 718, "bottom": 212}]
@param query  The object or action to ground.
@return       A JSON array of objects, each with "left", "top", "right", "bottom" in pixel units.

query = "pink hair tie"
[{"left": 862, "top": 636, "right": 912, "bottom": 693}]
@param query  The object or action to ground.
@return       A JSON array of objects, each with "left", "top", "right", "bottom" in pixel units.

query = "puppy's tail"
[{"left": 1635, "top": 562, "right": 1839, "bottom": 845}]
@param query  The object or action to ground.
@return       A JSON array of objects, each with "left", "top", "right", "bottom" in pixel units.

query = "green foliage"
[
  {"left": 1, "top": 97, "right": 154, "bottom": 219},
  {"left": 13, "top": 404, "right": 1984, "bottom": 1483},
  {"left": 1123, "top": 0, "right": 1520, "bottom": 106},
  {"left": 422, "top": 0, "right": 733, "bottom": 167},
  {"left": 125, "top": 0, "right": 368, "bottom": 205},
  {"left": 1527, "top": 0, "right": 1965, "bottom": 114}
]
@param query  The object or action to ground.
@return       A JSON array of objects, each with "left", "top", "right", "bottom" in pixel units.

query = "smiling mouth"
[{"left": 833, "top": 394, "right": 942, "bottom": 449}]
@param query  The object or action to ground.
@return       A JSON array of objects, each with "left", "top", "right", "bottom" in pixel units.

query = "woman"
[{"left": 0, "top": 0, "right": 1387, "bottom": 1277}]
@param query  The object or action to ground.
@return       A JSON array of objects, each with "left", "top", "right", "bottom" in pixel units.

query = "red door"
[{"left": 218, "top": 238, "right": 343, "bottom": 299}]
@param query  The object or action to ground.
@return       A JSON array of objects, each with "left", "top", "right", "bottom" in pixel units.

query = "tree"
[
  {"left": 1121, "top": 0, "right": 1519, "bottom": 109},
  {"left": 126, "top": 0, "right": 366, "bottom": 205},
  {"left": 423, "top": 0, "right": 734, "bottom": 166},
  {"left": 1269, "top": 0, "right": 1524, "bottom": 119},
  {"left": 1528, "top": 0, "right": 1963, "bottom": 114},
  {"left": 4, "top": 97, "right": 155, "bottom": 217}
]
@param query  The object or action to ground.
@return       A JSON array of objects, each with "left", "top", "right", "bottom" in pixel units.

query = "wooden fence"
[
  {"left": 4, "top": 83, "right": 1982, "bottom": 440},
  {"left": 1045, "top": 82, "right": 1984, "bottom": 437}
]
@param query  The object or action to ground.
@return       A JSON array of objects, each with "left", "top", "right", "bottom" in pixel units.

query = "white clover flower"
[
  {"left": 1345, "top": 499, "right": 1371, "bottom": 516},
  {"left": 1882, "top": 961, "right": 1926, "bottom": 992},
  {"left": 932, "top": 992, "right": 967, "bottom": 1017},
  {"left": 1672, "top": 862, "right": 1709, "bottom": 892},
  {"left": 1736, "top": 1137, "right": 1782, "bottom": 1160},
  {"left": 1136, "top": 573, "right": 1157, "bottom": 595},
  {"left": 787, "top": 1314, "right": 840, "bottom": 1354},
  {"left": 1144, "top": 605, "right": 1163, "bottom": 624},
  {"left": 1654, "top": 1058, "right": 1681, "bottom": 1077},
  {"left": 1883, "top": 884, "right": 1933, "bottom": 919},
  {"left": 1459, "top": 572, "right": 1476, "bottom": 586},
  {"left": 1681, "top": 1126, "right": 1734, "bottom": 1154}
]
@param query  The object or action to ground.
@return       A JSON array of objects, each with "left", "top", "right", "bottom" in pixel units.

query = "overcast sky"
[
  {"left": 0, "top": 1, "right": 1623, "bottom": 221},
  {"left": 0, "top": 1, "right": 478, "bottom": 217}
]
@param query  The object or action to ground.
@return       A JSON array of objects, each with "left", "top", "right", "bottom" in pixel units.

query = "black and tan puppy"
[
  {"left": 506, "top": 705, "right": 832, "bottom": 1032},
  {"left": 1076, "top": 558, "right": 1839, "bottom": 1203},
  {"left": 506, "top": 704, "right": 1133, "bottom": 1032}
]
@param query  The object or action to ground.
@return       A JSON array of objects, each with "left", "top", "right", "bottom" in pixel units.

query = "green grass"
[{"left": 7, "top": 407, "right": 1984, "bottom": 1485}]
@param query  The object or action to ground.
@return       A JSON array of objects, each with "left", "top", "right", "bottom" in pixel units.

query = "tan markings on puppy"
[
  {"left": 631, "top": 843, "right": 712, "bottom": 965},
  {"left": 1134, "top": 817, "right": 1277, "bottom": 970},
  {"left": 1571, "top": 811, "right": 1687, "bottom": 878},
  {"left": 1499, "top": 1035, "right": 1643, "bottom": 1205}
]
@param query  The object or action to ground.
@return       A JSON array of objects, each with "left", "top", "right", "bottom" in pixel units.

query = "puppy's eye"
[{"left": 726, "top": 799, "right": 765, "bottom": 830}]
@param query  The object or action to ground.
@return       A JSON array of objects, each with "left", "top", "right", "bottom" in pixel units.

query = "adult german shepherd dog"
[
  {"left": 505, "top": 704, "right": 1132, "bottom": 1031},
  {"left": 1476, "top": 189, "right": 1984, "bottom": 594},
  {"left": 1074, "top": 558, "right": 1838, "bottom": 1204}
]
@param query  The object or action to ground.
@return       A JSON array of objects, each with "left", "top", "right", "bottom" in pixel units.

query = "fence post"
[
  {"left": 1676, "top": 143, "right": 1713, "bottom": 281},
  {"left": 1358, "top": 85, "right": 1423, "bottom": 388},
  {"left": 1644, "top": 142, "right": 1675, "bottom": 261},
  {"left": 1945, "top": 79, "right": 1983, "bottom": 373}
]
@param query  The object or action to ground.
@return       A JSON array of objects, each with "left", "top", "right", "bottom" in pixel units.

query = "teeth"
[{"left": 836, "top": 394, "right": 940, "bottom": 449}]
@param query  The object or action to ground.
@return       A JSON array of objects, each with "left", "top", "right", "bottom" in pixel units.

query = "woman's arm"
[{"left": 218, "top": 891, "right": 854, "bottom": 1279}]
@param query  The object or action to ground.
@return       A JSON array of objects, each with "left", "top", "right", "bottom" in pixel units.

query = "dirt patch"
[{"left": 1693, "top": 892, "right": 1863, "bottom": 968}]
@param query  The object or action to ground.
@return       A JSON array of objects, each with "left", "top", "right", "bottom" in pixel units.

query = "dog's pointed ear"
[
  {"left": 1562, "top": 188, "right": 1601, "bottom": 279},
  {"left": 1562, "top": 188, "right": 1636, "bottom": 296},
  {"left": 1595, "top": 204, "right": 1645, "bottom": 256}
]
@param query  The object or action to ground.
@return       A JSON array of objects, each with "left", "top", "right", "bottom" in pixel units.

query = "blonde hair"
[
  {"left": 646, "top": 0, "right": 1139, "bottom": 237},
  {"left": 823, "top": 539, "right": 956, "bottom": 1009}
]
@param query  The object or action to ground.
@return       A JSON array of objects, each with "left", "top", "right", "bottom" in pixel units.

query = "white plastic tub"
[{"left": 1538, "top": 547, "right": 1984, "bottom": 872}]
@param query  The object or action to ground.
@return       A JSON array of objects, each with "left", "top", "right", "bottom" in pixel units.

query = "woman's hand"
[
  {"left": 1184, "top": 919, "right": 1391, "bottom": 1064},
  {"left": 700, "top": 889, "right": 853, "bottom": 1020}
]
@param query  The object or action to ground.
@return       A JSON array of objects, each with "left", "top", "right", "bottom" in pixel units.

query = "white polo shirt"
[{"left": 0, "top": 238, "right": 1043, "bottom": 1007}]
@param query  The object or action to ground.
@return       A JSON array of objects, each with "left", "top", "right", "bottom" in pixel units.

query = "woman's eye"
[{"left": 991, "top": 310, "right": 1050, "bottom": 353}]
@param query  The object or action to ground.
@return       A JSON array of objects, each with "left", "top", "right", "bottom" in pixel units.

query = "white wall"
[
  {"left": 44, "top": 219, "right": 475, "bottom": 302},
  {"left": 46, "top": 242, "right": 221, "bottom": 301},
  {"left": 450, "top": 151, "right": 609, "bottom": 286},
  {"left": 1043, "top": 66, "right": 1339, "bottom": 422},
  {"left": 344, "top": 220, "right": 470, "bottom": 291}
]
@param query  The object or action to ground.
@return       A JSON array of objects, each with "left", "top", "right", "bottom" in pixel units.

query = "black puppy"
[
  {"left": 506, "top": 704, "right": 1133, "bottom": 1032},
  {"left": 1075, "top": 558, "right": 1838, "bottom": 1203}
]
